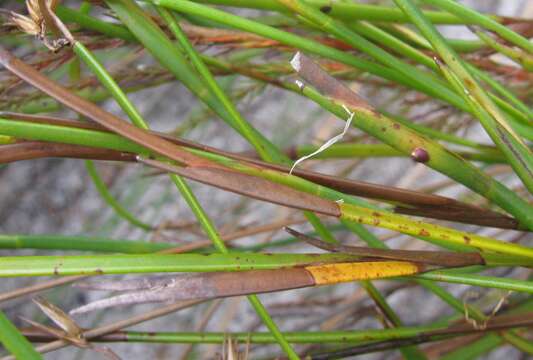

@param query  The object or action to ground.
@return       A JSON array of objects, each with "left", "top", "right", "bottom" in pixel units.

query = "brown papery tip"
[{"left": 411, "top": 147, "right": 430, "bottom": 163}]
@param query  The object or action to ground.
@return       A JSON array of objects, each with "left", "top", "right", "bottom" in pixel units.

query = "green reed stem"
[{"left": 0, "top": 311, "right": 42, "bottom": 360}]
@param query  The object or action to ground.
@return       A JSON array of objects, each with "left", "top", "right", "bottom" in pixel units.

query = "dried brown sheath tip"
[
  {"left": 290, "top": 51, "right": 374, "bottom": 111},
  {"left": 137, "top": 157, "right": 341, "bottom": 217},
  {"left": 70, "top": 269, "right": 315, "bottom": 314},
  {"left": 0, "top": 46, "right": 205, "bottom": 167},
  {"left": 0, "top": 142, "right": 136, "bottom": 163},
  {"left": 285, "top": 227, "right": 485, "bottom": 267}
]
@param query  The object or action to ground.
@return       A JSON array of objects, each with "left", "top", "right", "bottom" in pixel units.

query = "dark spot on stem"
[
  {"left": 419, "top": 229, "right": 430, "bottom": 237},
  {"left": 393, "top": 123, "right": 400, "bottom": 130},
  {"left": 411, "top": 147, "right": 430, "bottom": 163},
  {"left": 463, "top": 236, "right": 471, "bottom": 244},
  {"left": 320, "top": 5, "right": 332, "bottom": 13}
]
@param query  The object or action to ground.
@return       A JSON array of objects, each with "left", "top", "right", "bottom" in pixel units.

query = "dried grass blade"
[
  {"left": 285, "top": 227, "right": 484, "bottom": 267},
  {"left": 0, "top": 142, "right": 136, "bottom": 163},
  {"left": 136, "top": 157, "right": 341, "bottom": 217},
  {"left": 0, "top": 47, "right": 204, "bottom": 167},
  {"left": 290, "top": 51, "right": 374, "bottom": 111}
]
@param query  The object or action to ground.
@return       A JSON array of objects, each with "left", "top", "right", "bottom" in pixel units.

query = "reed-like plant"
[{"left": 0, "top": 0, "right": 531, "bottom": 359}]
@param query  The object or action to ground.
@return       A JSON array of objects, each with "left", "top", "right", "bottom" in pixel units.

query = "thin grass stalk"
[
  {"left": 1, "top": 253, "right": 532, "bottom": 294},
  {"left": 190, "top": 0, "right": 480, "bottom": 24},
  {"left": 473, "top": 30, "right": 533, "bottom": 71},
  {"left": 416, "top": 271, "right": 533, "bottom": 294},
  {"left": 12, "top": 325, "right": 496, "bottom": 344},
  {"left": 294, "top": 142, "right": 506, "bottom": 164},
  {"left": 84, "top": 160, "right": 152, "bottom": 231},
  {"left": 0, "top": 234, "right": 175, "bottom": 253},
  {"left": 422, "top": 0, "right": 533, "bottom": 52},
  {"left": 0, "top": 253, "right": 361, "bottom": 277}
]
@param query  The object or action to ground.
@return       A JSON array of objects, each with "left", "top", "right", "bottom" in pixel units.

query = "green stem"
[
  {"left": 0, "top": 253, "right": 359, "bottom": 277},
  {"left": 422, "top": 0, "right": 533, "bottom": 53},
  {"left": 0, "top": 311, "right": 42, "bottom": 360},
  {"left": 0, "top": 234, "right": 175, "bottom": 253},
  {"left": 85, "top": 160, "right": 152, "bottom": 231},
  {"left": 191, "top": 0, "right": 476, "bottom": 24},
  {"left": 340, "top": 203, "right": 533, "bottom": 259},
  {"left": 295, "top": 142, "right": 507, "bottom": 164},
  {"left": 417, "top": 271, "right": 533, "bottom": 294}
]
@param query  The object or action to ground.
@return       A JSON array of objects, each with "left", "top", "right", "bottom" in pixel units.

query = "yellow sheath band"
[{"left": 306, "top": 261, "right": 421, "bottom": 285}]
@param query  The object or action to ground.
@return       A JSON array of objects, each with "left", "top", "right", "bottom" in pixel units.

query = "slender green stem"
[
  {"left": 0, "top": 311, "right": 42, "bottom": 360},
  {"left": 85, "top": 160, "right": 152, "bottom": 231},
  {"left": 0, "top": 234, "right": 175, "bottom": 253},
  {"left": 416, "top": 271, "right": 533, "bottom": 294},
  {"left": 340, "top": 203, "right": 533, "bottom": 259},
  {"left": 156, "top": 6, "right": 285, "bottom": 164},
  {"left": 190, "top": 0, "right": 476, "bottom": 24},
  {"left": 0, "top": 253, "right": 359, "bottom": 277},
  {"left": 422, "top": 0, "right": 533, "bottom": 52},
  {"left": 295, "top": 142, "right": 507, "bottom": 164},
  {"left": 34, "top": 326, "right": 452, "bottom": 344}
]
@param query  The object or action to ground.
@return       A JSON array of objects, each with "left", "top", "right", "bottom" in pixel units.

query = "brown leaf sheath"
[
  {"left": 286, "top": 227, "right": 485, "bottom": 267},
  {"left": 291, "top": 52, "right": 375, "bottom": 112},
  {"left": 71, "top": 261, "right": 423, "bottom": 314},
  {"left": 0, "top": 113, "right": 519, "bottom": 229},
  {"left": 0, "top": 46, "right": 210, "bottom": 168},
  {"left": 0, "top": 141, "right": 136, "bottom": 163},
  {"left": 137, "top": 157, "right": 341, "bottom": 217},
  {"left": 71, "top": 269, "right": 315, "bottom": 314}
]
